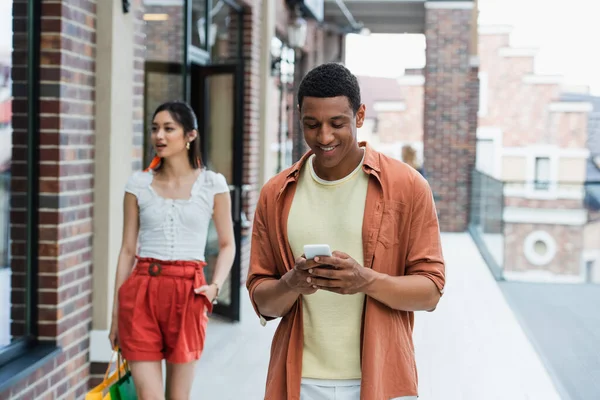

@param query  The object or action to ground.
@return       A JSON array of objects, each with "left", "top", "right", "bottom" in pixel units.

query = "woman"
[
  {"left": 401, "top": 144, "right": 425, "bottom": 177},
  {"left": 108, "top": 101, "right": 235, "bottom": 400}
]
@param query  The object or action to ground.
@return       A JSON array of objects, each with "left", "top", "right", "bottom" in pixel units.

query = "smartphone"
[{"left": 303, "top": 244, "right": 332, "bottom": 260}]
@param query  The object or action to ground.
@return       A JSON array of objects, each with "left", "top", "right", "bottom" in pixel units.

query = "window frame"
[
  {"left": 534, "top": 156, "right": 551, "bottom": 191},
  {"left": 0, "top": 0, "right": 42, "bottom": 369}
]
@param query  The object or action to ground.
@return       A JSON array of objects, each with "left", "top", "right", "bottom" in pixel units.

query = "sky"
[{"left": 345, "top": 0, "right": 600, "bottom": 95}]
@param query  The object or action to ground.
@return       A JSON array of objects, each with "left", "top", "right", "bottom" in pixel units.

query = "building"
[
  {"left": 0, "top": 0, "right": 478, "bottom": 398},
  {"left": 355, "top": 22, "right": 600, "bottom": 283},
  {"left": 356, "top": 71, "right": 425, "bottom": 164},
  {"left": 476, "top": 25, "right": 596, "bottom": 282}
]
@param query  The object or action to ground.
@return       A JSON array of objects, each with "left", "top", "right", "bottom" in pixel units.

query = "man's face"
[{"left": 300, "top": 96, "right": 366, "bottom": 171}]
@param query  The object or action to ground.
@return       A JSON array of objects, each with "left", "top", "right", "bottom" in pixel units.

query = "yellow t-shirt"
[{"left": 287, "top": 152, "right": 369, "bottom": 380}]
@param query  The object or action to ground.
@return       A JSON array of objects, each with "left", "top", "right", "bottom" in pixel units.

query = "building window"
[
  {"left": 523, "top": 230, "right": 557, "bottom": 266},
  {"left": 534, "top": 156, "right": 551, "bottom": 190},
  {"left": 0, "top": 0, "right": 39, "bottom": 368}
]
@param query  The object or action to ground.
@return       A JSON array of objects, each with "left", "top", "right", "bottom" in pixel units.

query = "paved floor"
[
  {"left": 191, "top": 233, "right": 561, "bottom": 400},
  {"left": 501, "top": 282, "right": 600, "bottom": 400}
]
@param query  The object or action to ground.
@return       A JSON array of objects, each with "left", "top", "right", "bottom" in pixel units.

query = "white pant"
[{"left": 300, "top": 379, "right": 418, "bottom": 400}]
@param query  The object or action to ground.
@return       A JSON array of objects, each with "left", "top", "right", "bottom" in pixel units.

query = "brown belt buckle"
[{"left": 148, "top": 262, "right": 162, "bottom": 277}]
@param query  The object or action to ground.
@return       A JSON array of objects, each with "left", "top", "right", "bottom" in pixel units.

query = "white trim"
[
  {"left": 477, "top": 72, "right": 489, "bottom": 118},
  {"left": 143, "top": 0, "right": 182, "bottom": 5},
  {"left": 523, "top": 230, "right": 557, "bottom": 266},
  {"left": 373, "top": 101, "right": 406, "bottom": 112},
  {"left": 478, "top": 25, "right": 513, "bottom": 35},
  {"left": 502, "top": 147, "right": 590, "bottom": 159},
  {"left": 425, "top": 2, "right": 474, "bottom": 9},
  {"left": 503, "top": 207, "right": 588, "bottom": 226},
  {"left": 504, "top": 185, "right": 585, "bottom": 200},
  {"left": 469, "top": 56, "right": 480, "bottom": 67},
  {"left": 503, "top": 270, "right": 583, "bottom": 284},
  {"left": 560, "top": 84, "right": 590, "bottom": 95},
  {"left": 548, "top": 102, "right": 593, "bottom": 113},
  {"left": 396, "top": 75, "right": 425, "bottom": 86},
  {"left": 498, "top": 47, "right": 538, "bottom": 57},
  {"left": 476, "top": 126, "right": 502, "bottom": 178},
  {"left": 90, "top": 329, "right": 113, "bottom": 363},
  {"left": 522, "top": 75, "right": 563, "bottom": 85}
]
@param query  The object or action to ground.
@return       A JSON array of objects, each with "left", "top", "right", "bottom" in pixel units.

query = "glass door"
[{"left": 191, "top": 63, "right": 243, "bottom": 321}]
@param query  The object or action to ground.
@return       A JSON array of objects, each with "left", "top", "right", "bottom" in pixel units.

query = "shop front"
[{"left": 144, "top": 0, "right": 246, "bottom": 321}]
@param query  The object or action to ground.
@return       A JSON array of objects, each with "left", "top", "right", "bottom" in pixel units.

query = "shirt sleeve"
[
  {"left": 124, "top": 172, "right": 141, "bottom": 197},
  {"left": 404, "top": 175, "right": 446, "bottom": 294},
  {"left": 213, "top": 173, "right": 230, "bottom": 195},
  {"left": 246, "top": 186, "right": 280, "bottom": 323}
]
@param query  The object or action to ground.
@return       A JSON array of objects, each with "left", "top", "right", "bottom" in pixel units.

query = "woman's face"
[{"left": 151, "top": 110, "right": 196, "bottom": 158}]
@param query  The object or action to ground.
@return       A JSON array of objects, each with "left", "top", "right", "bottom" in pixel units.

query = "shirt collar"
[{"left": 286, "top": 141, "right": 380, "bottom": 181}]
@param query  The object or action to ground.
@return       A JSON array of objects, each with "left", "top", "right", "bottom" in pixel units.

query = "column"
[{"left": 423, "top": 0, "right": 477, "bottom": 232}]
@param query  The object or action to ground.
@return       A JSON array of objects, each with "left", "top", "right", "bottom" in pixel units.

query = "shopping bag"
[
  {"left": 108, "top": 368, "right": 138, "bottom": 400},
  {"left": 85, "top": 348, "right": 128, "bottom": 400}
]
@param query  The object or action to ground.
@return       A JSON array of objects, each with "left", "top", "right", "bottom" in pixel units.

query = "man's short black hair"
[{"left": 297, "top": 63, "right": 361, "bottom": 114}]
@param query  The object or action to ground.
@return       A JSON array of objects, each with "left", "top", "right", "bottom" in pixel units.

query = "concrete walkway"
[{"left": 191, "top": 233, "right": 561, "bottom": 400}]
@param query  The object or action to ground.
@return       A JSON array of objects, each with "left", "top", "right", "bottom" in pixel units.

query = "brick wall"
[
  {"left": 132, "top": 0, "right": 145, "bottom": 171},
  {"left": 375, "top": 83, "right": 424, "bottom": 145},
  {"left": 478, "top": 30, "right": 589, "bottom": 149},
  {"left": 547, "top": 109, "right": 588, "bottom": 149},
  {"left": 505, "top": 197, "right": 583, "bottom": 209},
  {"left": 423, "top": 6, "right": 476, "bottom": 232},
  {"left": 504, "top": 223, "right": 583, "bottom": 276},
  {"left": 241, "top": 1, "right": 262, "bottom": 280},
  {"left": 145, "top": 4, "right": 184, "bottom": 64},
  {"left": 2, "top": 0, "right": 97, "bottom": 398},
  {"left": 143, "top": 4, "right": 185, "bottom": 164}
]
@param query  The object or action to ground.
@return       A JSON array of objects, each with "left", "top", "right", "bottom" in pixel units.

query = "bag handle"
[{"left": 103, "top": 346, "right": 127, "bottom": 382}]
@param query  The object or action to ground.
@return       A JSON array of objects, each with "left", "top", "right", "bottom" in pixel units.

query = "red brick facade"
[
  {"left": 241, "top": 1, "right": 263, "bottom": 280},
  {"left": 2, "top": 0, "right": 98, "bottom": 398},
  {"left": 423, "top": 6, "right": 478, "bottom": 232},
  {"left": 478, "top": 30, "right": 589, "bottom": 149}
]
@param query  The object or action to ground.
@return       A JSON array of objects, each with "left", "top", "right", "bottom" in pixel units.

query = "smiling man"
[{"left": 247, "top": 63, "right": 445, "bottom": 400}]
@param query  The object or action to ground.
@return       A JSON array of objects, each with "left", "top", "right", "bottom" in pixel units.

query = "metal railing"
[{"left": 468, "top": 169, "right": 600, "bottom": 283}]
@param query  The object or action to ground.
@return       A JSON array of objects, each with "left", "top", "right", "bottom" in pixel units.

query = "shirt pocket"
[{"left": 376, "top": 201, "right": 407, "bottom": 249}]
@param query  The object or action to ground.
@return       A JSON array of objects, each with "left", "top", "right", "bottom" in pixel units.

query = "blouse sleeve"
[
  {"left": 124, "top": 171, "right": 143, "bottom": 197},
  {"left": 213, "top": 173, "right": 230, "bottom": 195}
]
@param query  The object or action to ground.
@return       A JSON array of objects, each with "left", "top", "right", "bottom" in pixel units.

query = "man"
[{"left": 247, "top": 63, "right": 445, "bottom": 400}]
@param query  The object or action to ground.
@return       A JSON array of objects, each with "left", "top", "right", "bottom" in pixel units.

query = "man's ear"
[{"left": 355, "top": 104, "right": 366, "bottom": 128}]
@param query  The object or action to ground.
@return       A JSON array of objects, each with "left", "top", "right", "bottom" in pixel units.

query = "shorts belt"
[{"left": 134, "top": 257, "right": 209, "bottom": 295}]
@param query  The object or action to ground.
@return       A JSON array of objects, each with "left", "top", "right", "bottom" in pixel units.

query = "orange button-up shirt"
[{"left": 247, "top": 143, "right": 445, "bottom": 400}]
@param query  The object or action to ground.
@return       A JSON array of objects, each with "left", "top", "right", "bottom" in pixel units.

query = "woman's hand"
[
  {"left": 194, "top": 283, "right": 219, "bottom": 303},
  {"left": 108, "top": 316, "right": 119, "bottom": 349}
]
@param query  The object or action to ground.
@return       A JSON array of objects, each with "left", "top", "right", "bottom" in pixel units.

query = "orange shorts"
[{"left": 117, "top": 257, "right": 213, "bottom": 364}]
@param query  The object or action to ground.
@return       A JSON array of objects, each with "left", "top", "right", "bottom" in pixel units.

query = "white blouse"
[{"left": 124, "top": 169, "right": 229, "bottom": 261}]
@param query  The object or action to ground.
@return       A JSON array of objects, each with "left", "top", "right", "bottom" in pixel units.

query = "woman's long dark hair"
[{"left": 151, "top": 101, "right": 202, "bottom": 171}]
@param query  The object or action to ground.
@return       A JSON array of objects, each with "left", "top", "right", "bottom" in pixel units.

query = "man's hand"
[
  {"left": 282, "top": 256, "right": 320, "bottom": 295},
  {"left": 306, "top": 251, "right": 376, "bottom": 295}
]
